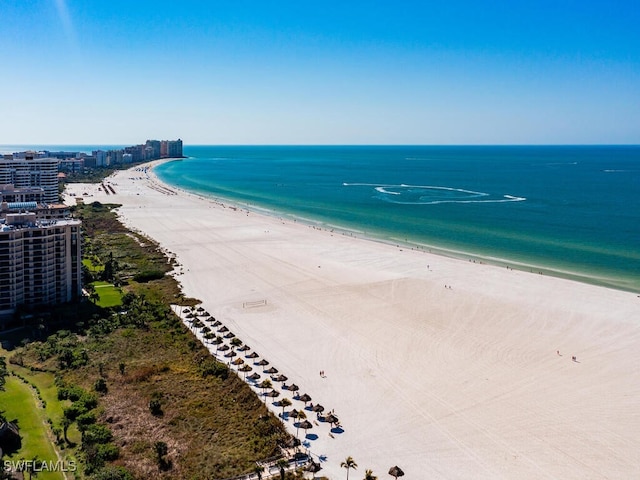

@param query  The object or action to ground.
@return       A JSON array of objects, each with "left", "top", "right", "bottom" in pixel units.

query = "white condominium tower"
[
  {"left": 0, "top": 211, "right": 82, "bottom": 320},
  {"left": 0, "top": 157, "right": 59, "bottom": 204}
]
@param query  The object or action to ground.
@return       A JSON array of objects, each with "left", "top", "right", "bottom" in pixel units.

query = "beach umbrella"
[
  {"left": 217, "top": 326, "right": 229, "bottom": 333},
  {"left": 246, "top": 352, "right": 259, "bottom": 359},
  {"left": 287, "top": 384, "right": 299, "bottom": 392},
  {"left": 196, "top": 306, "right": 204, "bottom": 312},
  {"left": 265, "top": 389, "right": 280, "bottom": 398},
  {"left": 325, "top": 413, "right": 339, "bottom": 426},
  {"left": 388, "top": 466, "right": 404, "bottom": 480},
  {"left": 298, "top": 420, "right": 313, "bottom": 432},
  {"left": 298, "top": 393, "right": 312, "bottom": 405},
  {"left": 312, "top": 404, "right": 325, "bottom": 413},
  {"left": 264, "top": 366, "right": 278, "bottom": 374},
  {"left": 224, "top": 332, "right": 235, "bottom": 338},
  {"left": 232, "top": 357, "right": 244, "bottom": 365},
  {"left": 305, "top": 461, "right": 322, "bottom": 473},
  {"left": 289, "top": 409, "right": 301, "bottom": 420},
  {"left": 257, "top": 359, "right": 269, "bottom": 366},
  {"left": 271, "top": 374, "right": 288, "bottom": 382},
  {"left": 211, "top": 337, "right": 223, "bottom": 345},
  {"left": 224, "top": 350, "right": 237, "bottom": 357},
  {"left": 258, "top": 379, "right": 273, "bottom": 395},
  {"left": 218, "top": 344, "right": 230, "bottom": 351},
  {"left": 182, "top": 308, "right": 191, "bottom": 314},
  {"left": 247, "top": 372, "right": 261, "bottom": 381},
  {"left": 212, "top": 320, "right": 221, "bottom": 327},
  {"left": 239, "top": 364, "right": 252, "bottom": 372},
  {"left": 238, "top": 345, "right": 250, "bottom": 352}
]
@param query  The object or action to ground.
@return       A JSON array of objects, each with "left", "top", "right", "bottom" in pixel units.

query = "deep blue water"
[{"left": 154, "top": 146, "right": 640, "bottom": 292}]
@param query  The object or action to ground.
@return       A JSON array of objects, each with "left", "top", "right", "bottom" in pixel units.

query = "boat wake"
[{"left": 343, "top": 183, "right": 526, "bottom": 205}]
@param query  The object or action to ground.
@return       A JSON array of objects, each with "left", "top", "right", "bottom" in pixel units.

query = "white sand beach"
[{"left": 66, "top": 162, "right": 640, "bottom": 479}]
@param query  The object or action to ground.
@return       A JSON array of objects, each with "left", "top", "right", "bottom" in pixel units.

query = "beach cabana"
[
  {"left": 324, "top": 413, "right": 339, "bottom": 426},
  {"left": 289, "top": 409, "right": 301, "bottom": 420},
  {"left": 388, "top": 466, "right": 404, "bottom": 480},
  {"left": 298, "top": 420, "right": 313, "bottom": 434}
]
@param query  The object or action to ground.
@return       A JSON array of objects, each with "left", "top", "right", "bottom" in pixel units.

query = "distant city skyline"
[{"left": 2, "top": 1, "right": 639, "bottom": 145}]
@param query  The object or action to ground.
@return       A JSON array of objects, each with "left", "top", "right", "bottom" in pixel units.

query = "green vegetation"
[
  {"left": 0, "top": 200, "right": 293, "bottom": 479},
  {"left": 0, "top": 375, "right": 65, "bottom": 480},
  {"left": 90, "top": 282, "right": 123, "bottom": 308}
]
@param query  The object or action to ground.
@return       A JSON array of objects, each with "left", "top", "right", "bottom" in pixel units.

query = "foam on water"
[{"left": 345, "top": 183, "right": 526, "bottom": 205}]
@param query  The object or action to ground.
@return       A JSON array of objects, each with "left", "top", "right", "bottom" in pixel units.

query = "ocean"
[
  {"left": 154, "top": 146, "right": 640, "bottom": 292},
  {"left": 3, "top": 144, "right": 637, "bottom": 291}
]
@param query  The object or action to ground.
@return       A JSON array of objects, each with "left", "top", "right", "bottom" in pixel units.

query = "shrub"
[
  {"left": 91, "top": 465, "right": 134, "bottom": 480},
  {"left": 200, "top": 358, "right": 229, "bottom": 380},
  {"left": 83, "top": 424, "right": 113, "bottom": 445},
  {"left": 133, "top": 270, "right": 165, "bottom": 283},
  {"left": 96, "top": 443, "right": 120, "bottom": 461},
  {"left": 77, "top": 412, "right": 98, "bottom": 431},
  {"left": 94, "top": 378, "right": 108, "bottom": 394},
  {"left": 149, "top": 398, "right": 162, "bottom": 416}
]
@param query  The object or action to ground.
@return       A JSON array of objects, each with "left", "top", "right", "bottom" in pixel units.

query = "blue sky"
[{"left": 1, "top": 0, "right": 639, "bottom": 144}]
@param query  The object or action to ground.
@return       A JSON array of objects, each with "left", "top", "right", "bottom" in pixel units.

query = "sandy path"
[{"left": 65, "top": 163, "right": 640, "bottom": 479}]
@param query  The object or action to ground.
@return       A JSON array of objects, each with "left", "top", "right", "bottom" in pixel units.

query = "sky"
[{"left": 1, "top": 0, "right": 639, "bottom": 145}]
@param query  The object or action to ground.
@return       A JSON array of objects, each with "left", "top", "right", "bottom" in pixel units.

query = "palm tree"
[
  {"left": 295, "top": 409, "right": 307, "bottom": 437},
  {"left": 341, "top": 456, "right": 358, "bottom": 480},
  {"left": 258, "top": 378, "right": 272, "bottom": 396},
  {"left": 276, "top": 458, "right": 288, "bottom": 480},
  {"left": 253, "top": 464, "right": 265, "bottom": 480},
  {"left": 280, "top": 397, "right": 292, "bottom": 418},
  {"left": 230, "top": 337, "right": 243, "bottom": 351},
  {"left": 364, "top": 469, "right": 377, "bottom": 480}
]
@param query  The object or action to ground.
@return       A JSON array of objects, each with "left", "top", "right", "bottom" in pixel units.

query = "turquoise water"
[{"left": 154, "top": 146, "right": 640, "bottom": 292}]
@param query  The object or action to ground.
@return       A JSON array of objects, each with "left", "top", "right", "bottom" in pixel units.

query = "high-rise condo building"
[
  {"left": 0, "top": 210, "right": 82, "bottom": 321},
  {"left": 0, "top": 157, "right": 59, "bottom": 204}
]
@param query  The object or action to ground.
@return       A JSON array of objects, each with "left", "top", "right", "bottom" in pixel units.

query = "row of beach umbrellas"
[{"left": 181, "top": 305, "right": 341, "bottom": 436}]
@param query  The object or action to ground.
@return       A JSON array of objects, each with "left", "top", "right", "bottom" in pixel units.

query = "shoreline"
[
  {"left": 65, "top": 162, "right": 640, "bottom": 479},
  {"left": 152, "top": 158, "right": 637, "bottom": 294}
]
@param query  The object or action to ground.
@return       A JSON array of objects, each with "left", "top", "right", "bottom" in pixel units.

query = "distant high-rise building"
[
  {"left": 145, "top": 140, "right": 161, "bottom": 159},
  {"left": 167, "top": 139, "right": 183, "bottom": 158},
  {"left": 93, "top": 150, "right": 107, "bottom": 167},
  {"left": 0, "top": 157, "right": 59, "bottom": 204}
]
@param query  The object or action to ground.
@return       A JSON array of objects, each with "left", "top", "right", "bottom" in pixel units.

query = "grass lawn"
[
  {"left": 82, "top": 258, "right": 104, "bottom": 273},
  {"left": 8, "top": 365, "right": 81, "bottom": 447},
  {"left": 0, "top": 376, "right": 66, "bottom": 480},
  {"left": 92, "top": 281, "right": 123, "bottom": 308}
]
